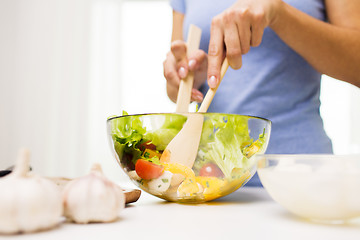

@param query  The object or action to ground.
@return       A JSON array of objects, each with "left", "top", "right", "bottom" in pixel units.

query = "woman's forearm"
[
  {"left": 270, "top": 2, "right": 360, "bottom": 87},
  {"left": 171, "top": 11, "right": 184, "bottom": 42}
]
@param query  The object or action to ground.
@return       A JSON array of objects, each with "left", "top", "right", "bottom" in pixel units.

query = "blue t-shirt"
[{"left": 170, "top": 0, "right": 333, "bottom": 186}]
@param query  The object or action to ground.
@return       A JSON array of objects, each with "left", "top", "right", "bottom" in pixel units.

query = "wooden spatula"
[
  {"left": 175, "top": 24, "right": 202, "bottom": 112},
  {"left": 161, "top": 58, "right": 230, "bottom": 173},
  {"left": 198, "top": 58, "right": 229, "bottom": 112}
]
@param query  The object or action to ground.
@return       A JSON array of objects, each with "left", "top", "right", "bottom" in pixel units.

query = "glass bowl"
[
  {"left": 257, "top": 154, "right": 360, "bottom": 223},
  {"left": 107, "top": 113, "right": 271, "bottom": 203}
]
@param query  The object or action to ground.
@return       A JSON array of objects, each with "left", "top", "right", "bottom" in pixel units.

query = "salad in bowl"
[{"left": 107, "top": 112, "right": 271, "bottom": 203}]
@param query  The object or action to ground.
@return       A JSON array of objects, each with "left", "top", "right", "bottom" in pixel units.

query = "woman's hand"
[
  {"left": 163, "top": 40, "right": 208, "bottom": 103},
  {"left": 207, "top": 0, "right": 282, "bottom": 88}
]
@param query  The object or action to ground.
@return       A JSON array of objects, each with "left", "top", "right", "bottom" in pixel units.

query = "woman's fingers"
[
  {"left": 250, "top": 11, "right": 266, "bottom": 47},
  {"left": 205, "top": 1, "right": 276, "bottom": 89},
  {"left": 165, "top": 43, "right": 208, "bottom": 103},
  {"left": 163, "top": 52, "right": 180, "bottom": 89},
  {"left": 223, "top": 10, "right": 242, "bottom": 70},
  {"left": 166, "top": 80, "right": 180, "bottom": 103},
  {"left": 207, "top": 17, "right": 225, "bottom": 89},
  {"left": 186, "top": 50, "right": 208, "bottom": 102},
  {"left": 191, "top": 88, "right": 204, "bottom": 103},
  {"left": 171, "top": 40, "right": 188, "bottom": 78},
  {"left": 188, "top": 49, "right": 207, "bottom": 71},
  {"left": 236, "top": 9, "right": 252, "bottom": 55}
]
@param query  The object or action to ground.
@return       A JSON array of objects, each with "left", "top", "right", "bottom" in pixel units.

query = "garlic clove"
[{"left": 62, "top": 163, "right": 125, "bottom": 224}]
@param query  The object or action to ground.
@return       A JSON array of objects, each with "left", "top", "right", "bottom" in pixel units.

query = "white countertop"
[{"left": 3, "top": 185, "right": 360, "bottom": 240}]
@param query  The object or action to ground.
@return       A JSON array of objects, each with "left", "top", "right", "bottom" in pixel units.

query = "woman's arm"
[
  {"left": 165, "top": 11, "right": 185, "bottom": 103},
  {"left": 271, "top": 0, "right": 360, "bottom": 87},
  {"left": 171, "top": 10, "right": 184, "bottom": 42}
]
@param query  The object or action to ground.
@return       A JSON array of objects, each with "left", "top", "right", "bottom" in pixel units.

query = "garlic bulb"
[
  {"left": 0, "top": 149, "right": 63, "bottom": 234},
  {"left": 62, "top": 163, "right": 125, "bottom": 224}
]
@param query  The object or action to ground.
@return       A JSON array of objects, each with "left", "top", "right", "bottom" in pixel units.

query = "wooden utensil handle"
[
  {"left": 176, "top": 25, "right": 202, "bottom": 113},
  {"left": 198, "top": 58, "right": 229, "bottom": 113}
]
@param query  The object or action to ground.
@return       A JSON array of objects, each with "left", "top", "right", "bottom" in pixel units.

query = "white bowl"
[{"left": 257, "top": 154, "right": 360, "bottom": 223}]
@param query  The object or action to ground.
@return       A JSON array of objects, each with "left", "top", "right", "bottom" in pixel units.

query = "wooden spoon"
[
  {"left": 161, "top": 58, "right": 230, "bottom": 182},
  {"left": 198, "top": 58, "right": 229, "bottom": 112},
  {"left": 175, "top": 24, "right": 202, "bottom": 112}
]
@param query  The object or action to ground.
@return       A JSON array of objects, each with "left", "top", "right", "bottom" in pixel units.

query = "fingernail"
[
  {"left": 179, "top": 67, "right": 186, "bottom": 79},
  {"left": 188, "top": 59, "right": 196, "bottom": 70},
  {"left": 208, "top": 76, "right": 217, "bottom": 88}
]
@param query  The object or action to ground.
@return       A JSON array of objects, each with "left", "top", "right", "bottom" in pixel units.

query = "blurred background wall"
[{"left": 0, "top": 0, "right": 359, "bottom": 182}]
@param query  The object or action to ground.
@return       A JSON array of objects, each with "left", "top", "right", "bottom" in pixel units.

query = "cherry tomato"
[
  {"left": 199, "top": 163, "right": 224, "bottom": 178},
  {"left": 135, "top": 159, "right": 164, "bottom": 180}
]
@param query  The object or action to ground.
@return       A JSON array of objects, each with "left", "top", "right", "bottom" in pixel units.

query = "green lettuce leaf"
[
  {"left": 110, "top": 111, "right": 147, "bottom": 168},
  {"left": 110, "top": 112, "right": 187, "bottom": 165},
  {"left": 195, "top": 115, "right": 257, "bottom": 179},
  {"left": 111, "top": 111, "right": 146, "bottom": 145},
  {"left": 144, "top": 114, "right": 187, "bottom": 151}
]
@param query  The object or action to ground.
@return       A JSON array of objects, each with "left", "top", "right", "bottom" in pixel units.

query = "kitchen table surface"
[{"left": 2, "top": 184, "right": 360, "bottom": 240}]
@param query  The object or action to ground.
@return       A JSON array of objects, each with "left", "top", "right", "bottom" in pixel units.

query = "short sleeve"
[{"left": 169, "top": 0, "right": 186, "bottom": 14}]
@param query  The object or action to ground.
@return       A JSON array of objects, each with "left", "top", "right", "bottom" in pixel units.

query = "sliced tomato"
[
  {"left": 135, "top": 159, "right": 164, "bottom": 180},
  {"left": 199, "top": 163, "right": 224, "bottom": 178}
]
